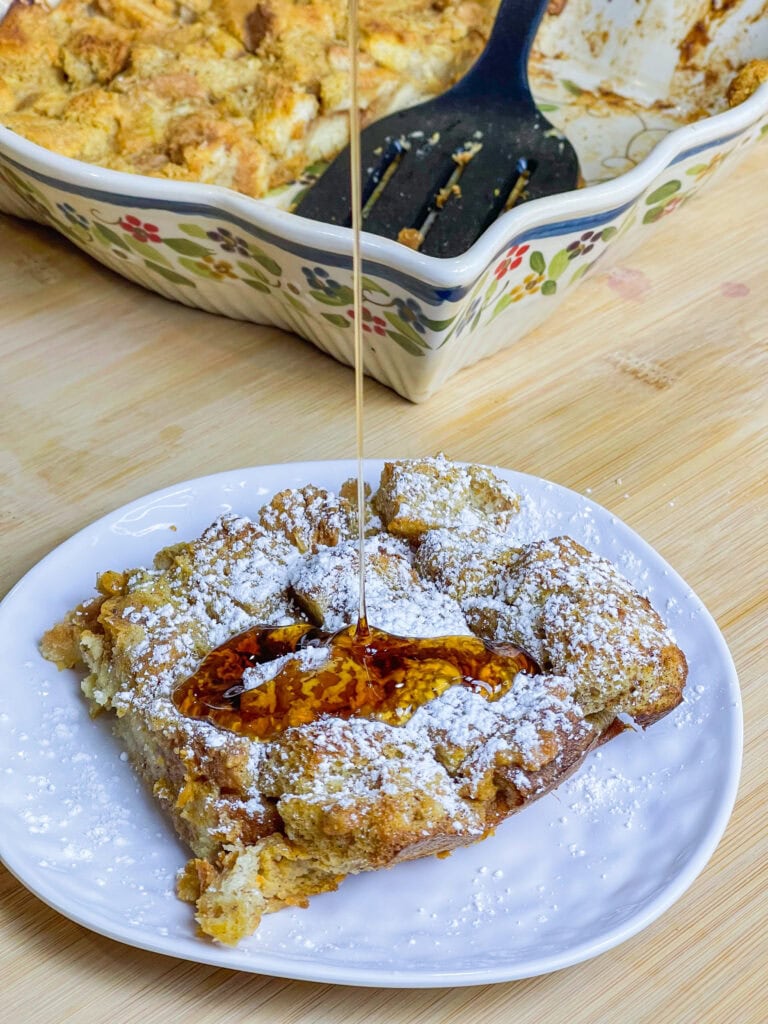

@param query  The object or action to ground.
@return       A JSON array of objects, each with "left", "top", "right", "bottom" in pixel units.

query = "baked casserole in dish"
[{"left": 0, "top": 0, "right": 766, "bottom": 400}]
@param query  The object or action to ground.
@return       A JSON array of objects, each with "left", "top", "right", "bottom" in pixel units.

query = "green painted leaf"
[
  {"left": 483, "top": 277, "right": 500, "bottom": 302},
  {"left": 60, "top": 222, "right": 91, "bottom": 245},
  {"left": 247, "top": 246, "right": 282, "bottom": 276},
  {"left": 361, "top": 276, "right": 388, "bottom": 295},
  {"left": 569, "top": 262, "right": 591, "bottom": 284},
  {"left": 125, "top": 235, "right": 172, "bottom": 265},
  {"left": 93, "top": 223, "right": 130, "bottom": 250},
  {"left": 600, "top": 225, "right": 618, "bottom": 241},
  {"left": 237, "top": 260, "right": 268, "bottom": 284},
  {"left": 321, "top": 312, "right": 352, "bottom": 328},
  {"left": 384, "top": 312, "right": 428, "bottom": 347},
  {"left": 642, "top": 205, "right": 666, "bottom": 225},
  {"left": 387, "top": 332, "right": 426, "bottom": 356},
  {"left": 547, "top": 249, "right": 570, "bottom": 281},
  {"left": 537, "top": 102, "right": 559, "bottom": 112},
  {"left": 492, "top": 292, "right": 516, "bottom": 319},
  {"left": 309, "top": 287, "right": 351, "bottom": 307},
  {"left": 164, "top": 237, "right": 213, "bottom": 257},
  {"left": 560, "top": 78, "right": 585, "bottom": 96},
  {"left": 178, "top": 256, "right": 220, "bottom": 278},
  {"left": 645, "top": 180, "right": 681, "bottom": 206},
  {"left": 143, "top": 260, "right": 195, "bottom": 286},
  {"left": 541, "top": 279, "right": 557, "bottom": 296},
  {"left": 685, "top": 163, "right": 709, "bottom": 176},
  {"left": 178, "top": 222, "right": 209, "bottom": 238},
  {"left": 242, "top": 278, "right": 270, "bottom": 293},
  {"left": 284, "top": 292, "right": 310, "bottom": 314},
  {"left": 421, "top": 315, "right": 455, "bottom": 332},
  {"left": 530, "top": 250, "right": 546, "bottom": 274}
]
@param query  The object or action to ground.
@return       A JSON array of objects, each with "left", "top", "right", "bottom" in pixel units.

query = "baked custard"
[
  {"left": 0, "top": 0, "right": 501, "bottom": 199},
  {"left": 41, "top": 457, "right": 687, "bottom": 945}
]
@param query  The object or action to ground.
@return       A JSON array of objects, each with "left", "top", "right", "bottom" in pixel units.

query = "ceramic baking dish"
[{"left": 0, "top": 0, "right": 766, "bottom": 401}]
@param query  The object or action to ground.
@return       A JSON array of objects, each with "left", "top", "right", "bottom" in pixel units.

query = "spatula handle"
[{"left": 453, "top": 0, "right": 550, "bottom": 104}]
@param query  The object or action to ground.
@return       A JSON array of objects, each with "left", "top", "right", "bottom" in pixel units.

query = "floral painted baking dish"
[{"left": 0, "top": 0, "right": 766, "bottom": 402}]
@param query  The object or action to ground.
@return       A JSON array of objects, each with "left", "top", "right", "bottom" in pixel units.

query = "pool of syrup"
[{"left": 173, "top": 621, "right": 540, "bottom": 741}]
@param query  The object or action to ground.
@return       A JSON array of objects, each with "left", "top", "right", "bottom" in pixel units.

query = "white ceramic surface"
[{"left": 0, "top": 462, "right": 742, "bottom": 987}]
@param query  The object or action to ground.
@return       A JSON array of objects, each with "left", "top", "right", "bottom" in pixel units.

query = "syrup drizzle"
[
  {"left": 349, "top": 0, "right": 368, "bottom": 637},
  {"left": 172, "top": 622, "right": 540, "bottom": 741},
  {"left": 171, "top": 5, "right": 541, "bottom": 739}
]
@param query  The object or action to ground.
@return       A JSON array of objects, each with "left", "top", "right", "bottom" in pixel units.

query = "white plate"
[{"left": 0, "top": 461, "right": 742, "bottom": 987}]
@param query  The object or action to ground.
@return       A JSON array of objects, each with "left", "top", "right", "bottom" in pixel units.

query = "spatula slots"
[{"left": 296, "top": 0, "right": 580, "bottom": 259}]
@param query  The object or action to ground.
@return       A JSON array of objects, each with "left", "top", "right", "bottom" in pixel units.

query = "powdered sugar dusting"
[
  {"left": 562, "top": 760, "right": 646, "bottom": 829},
  {"left": 291, "top": 535, "right": 471, "bottom": 637},
  {"left": 243, "top": 646, "right": 330, "bottom": 691},
  {"left": 259, "top": 715, "right": 477, "bottom": 832},
  {"left": 405, "top": 673, "right": 584, "bottom": 781}
]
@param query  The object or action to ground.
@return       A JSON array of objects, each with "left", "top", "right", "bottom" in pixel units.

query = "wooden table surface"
[{"left": 1, "top": 145, "right": 766, "bottom": 1024}]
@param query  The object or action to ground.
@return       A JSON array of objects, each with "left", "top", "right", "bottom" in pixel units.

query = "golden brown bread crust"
[
  {"left": 40, "top": 456, "right": 687, "bottom": 945},
  {"left": 728, "top": 60, "right": 768, "bottom": 107},
  {"left": 458, "top": 534, "right": 688, "bottom": 722},
  {"left": 0, "top": 0, "right": 500, "bottom": 198}
]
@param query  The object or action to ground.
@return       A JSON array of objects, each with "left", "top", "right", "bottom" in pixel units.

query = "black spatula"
[{"left": 295, "top": 0, "right": 579, "bottom": 259}]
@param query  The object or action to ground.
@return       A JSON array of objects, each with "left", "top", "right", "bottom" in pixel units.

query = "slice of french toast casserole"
[{"left": 41, "top": 456, "right": 687, "bottom": 945}]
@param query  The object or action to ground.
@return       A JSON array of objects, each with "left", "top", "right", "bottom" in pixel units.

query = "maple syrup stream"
[
  {"left": 171, "top": 8, "right": 541, "bottom": 740},
  {"left": 349, "top": 0, "right": 369, "bottom": 637}
]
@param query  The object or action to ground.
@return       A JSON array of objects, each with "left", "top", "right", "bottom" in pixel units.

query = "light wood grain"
[{"left": 1, "top": 145, "right": 767, "bottom": 1024}]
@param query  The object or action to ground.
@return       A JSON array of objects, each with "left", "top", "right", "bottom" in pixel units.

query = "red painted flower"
[
  {"left": 347, "top": 307, "right": 386, "bottom": 336},
  {"left": 661, "top": 196, "right": 685, "bottom": 218},
  {"left": 119, "top": 214, "right": 162, "bottom": 243},
  {"left": 493, "top": 243, "right": 530, "bottom": 279}
]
